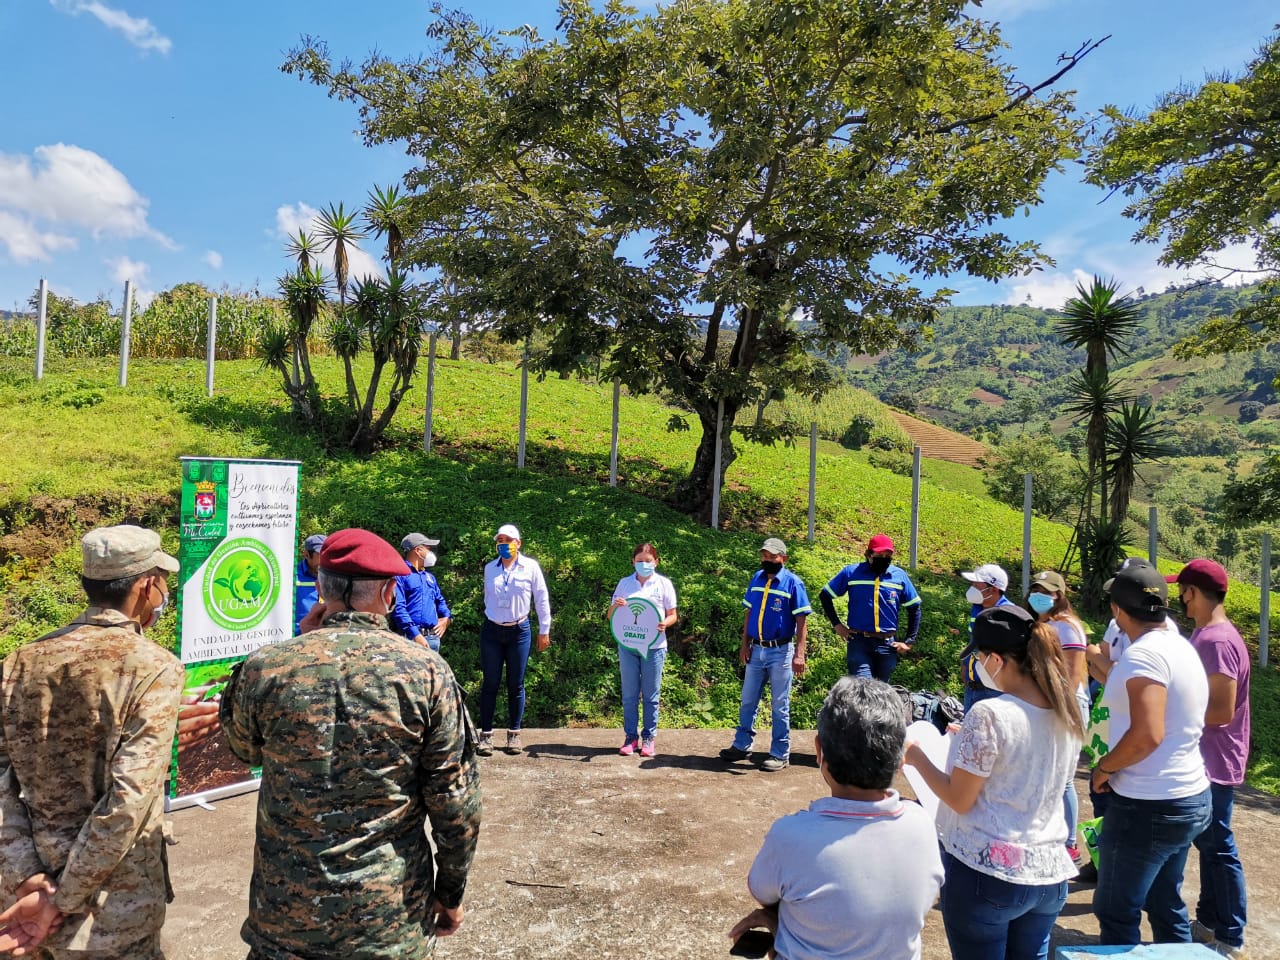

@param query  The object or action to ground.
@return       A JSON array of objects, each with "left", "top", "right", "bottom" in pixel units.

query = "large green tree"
[
  {"left": 1089, "top": 31, "right": 1280, "bottom": 523},
  {"left": 286, "top": 0, "right": 1097, "bottom": 518}
]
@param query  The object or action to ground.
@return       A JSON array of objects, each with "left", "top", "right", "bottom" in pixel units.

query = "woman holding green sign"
[{"left": 607, "top": 542, "right": 678, "bottom": 758}]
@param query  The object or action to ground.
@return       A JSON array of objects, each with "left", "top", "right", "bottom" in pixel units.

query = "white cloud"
[
  {"left": 107, "top": 256, "right": 155, "bottom": 308},
  {"left": 0, "top": 143, "right": 173, "bottom": 247},
  {"left": 275, "top": 202, "right": 384, "bottom": 286},
  {"left": 1002, "top": 243, "right": 1268, "bottom": 309},
  {"left": 0, "top": 211, "right": 77, "bottom": 264},
  {"left": 50, "top": 1, "right": 172, "bottom": 55},
  {"left": 203, "top": 250, "right": 223, "bottom": 270}
]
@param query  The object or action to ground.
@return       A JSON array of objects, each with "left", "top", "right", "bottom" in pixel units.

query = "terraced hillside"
[{"left": 886, "top": 409, "right": 990, "bottom": 466}]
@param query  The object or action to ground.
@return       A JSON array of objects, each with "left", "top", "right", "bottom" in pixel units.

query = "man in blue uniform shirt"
[
  {"left": 294, "top": 533, "right": 326, "bottom": 635},
  {"left": 390, "top": 532, "right": 452, "bottom": 651},
  {"left": 959, "top": 562, "right": 1012, "bottom": 711},
  {"left": 819, "top": 534, "right": 921, "bottom": 682},
  {"left": 720, "top": 537, "right": 811, "bottom": 772}
]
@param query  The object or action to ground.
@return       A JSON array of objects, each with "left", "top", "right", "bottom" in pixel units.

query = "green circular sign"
[
  {"left": 202, "top": 537, "right": 282, "bottom": 631},
  {"left": 610, "top": 595, "right": 663, "bottom": 656}
]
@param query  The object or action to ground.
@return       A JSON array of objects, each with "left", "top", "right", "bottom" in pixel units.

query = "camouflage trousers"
[{"left": 35, "top": 933, "right": 164, "bottom": 960}]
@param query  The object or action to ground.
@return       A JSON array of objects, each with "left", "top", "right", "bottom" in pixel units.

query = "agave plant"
[
  {"left": 1105, "top": 401, "right": 1175, "bottom": 527},
  {"left": 364, "top": 185, "right": 407, "bottom": 267},
  {"left": 315, "top": 203, "right": 366, "bottom": 306}
]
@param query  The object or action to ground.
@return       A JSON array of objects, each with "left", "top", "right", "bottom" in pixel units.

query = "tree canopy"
[
  {"left": 285, "top": 0, "right": 1097, "bottom": 517},
  {"left": 1088, "top": 30, "right": 1280, "bottom": 523}
]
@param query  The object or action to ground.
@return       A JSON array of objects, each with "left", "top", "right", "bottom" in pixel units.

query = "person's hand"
[
  {"left": 413, "top": 634, "right": 427, "bottom": 647},
  {"left": 891, "top": 641, "right": 910, "bottom": 654},
  {"left": 791, "top": 653, "right": 807, "bottom": 676},
  {"left": 728, "top": 906, "right": 778, "bottom": 959},
  {"left": 834, "top": 624, "right": 851, "bottom": 640},
  {"left": 430, "top": 900, "right": 463, "bottom": 936},
  {"left": 298, "top": 601, "right": 327, "bottom": 634},
  {"left": 1091, "top": 765, "right": 1112, "bottom": 794},
  {"left": 430, "top": 620, "right": 448, "bottom": 639},
  {"left": 535, "top": 633, "right": 550, "bottom": 653},
  {"left": 177, "top": 694, "right": 221, "bottom": 750},
  {"left": 0, "top": 877, "right": 62, "bottom": 955},
  {"left": 611, "top": 598, "right": 627, "bottom": 610},
  {"left": 739, "top": 642, "right": 751, "bottom": 666},
  {"left": 901, "top": 740, "right": 922, "bottom": 769}
]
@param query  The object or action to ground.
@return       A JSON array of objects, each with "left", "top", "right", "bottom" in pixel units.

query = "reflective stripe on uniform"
[{"left": 756, "top": 576, "right": 774, "bottom": 639}]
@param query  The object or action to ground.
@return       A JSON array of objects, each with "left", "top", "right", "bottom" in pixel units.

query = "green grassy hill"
[{"left": 3, "top": 354, "right": 1279, "bottom": 790}]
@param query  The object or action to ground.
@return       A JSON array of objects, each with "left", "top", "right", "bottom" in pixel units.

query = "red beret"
[{"left": 318, "top": 529, "right": 406, "bottom": 579}]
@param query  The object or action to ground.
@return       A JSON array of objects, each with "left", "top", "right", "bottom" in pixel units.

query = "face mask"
[
  {"left": 974, "top": 653, "right": 1004, "bottom": 690},
  {"left": 867, "top": 556, "right": 892, "bottom": 575},
  {"left": 497, "top": 542, "right": 514, "bottom": 560},
  {"left": 634, "top": 560, "right": 656, "bottom": 578},
  {"left": 760, "top": 560, "right": 783, "bottom": 577},
  {"left": 145, "top": 593, "right": 167, "bottom": 629},
  {"left": 1027, "top": 592, "right": 1055, "bottom": 615},
  {"left": 965, "top": 585, "right": 986, "bottom": 605},
  {"left": 422, "top": 550, "right": 437, "bottom": 569}
]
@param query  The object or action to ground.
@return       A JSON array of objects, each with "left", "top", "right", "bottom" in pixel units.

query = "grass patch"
[{"left": 2, "top": 355, "right": 1278, "bottom": 790}]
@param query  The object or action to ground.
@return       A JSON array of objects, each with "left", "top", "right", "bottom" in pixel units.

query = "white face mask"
[
  {"left": 965, "top": 585, "right": 986, "bottom": 605},
  {"left": 422, "top": 550, "right": 437, "bottom": 569},
  {"left": 974, "top": 653, "right": 1004, "bottom": 691}
]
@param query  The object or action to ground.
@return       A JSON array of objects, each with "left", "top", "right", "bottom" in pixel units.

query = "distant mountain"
[{"left": 845, "top": 282, "right": 1278, "bottom": 442}]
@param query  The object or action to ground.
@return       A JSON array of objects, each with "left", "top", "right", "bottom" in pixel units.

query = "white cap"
[
  {"left": 962, "top": 563, "right": 1009, "bottom": 592},
  {"left": 494, "top": 524, "right": 522, "bottom": 541}
]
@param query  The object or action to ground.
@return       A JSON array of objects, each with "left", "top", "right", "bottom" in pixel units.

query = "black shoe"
[
  {"left": 719, "top": 746, "right": 750, "bottom": 762},
  {"left": 1075, "top": 859, "right": 1097, "bottom": 884}
]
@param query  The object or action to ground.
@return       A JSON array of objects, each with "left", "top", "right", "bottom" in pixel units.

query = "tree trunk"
[
  {"left": 450, "top": 319, "right": 462, "bottom": 360},
  {"left": 669, "top": 400, "right": 740, "bottom": 523}
]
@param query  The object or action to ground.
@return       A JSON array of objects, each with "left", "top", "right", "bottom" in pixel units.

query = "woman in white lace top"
[{"left": 903, "top": 604, "right": 1085, "bottom": 960}]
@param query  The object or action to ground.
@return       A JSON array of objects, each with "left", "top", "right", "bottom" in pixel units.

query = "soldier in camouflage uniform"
[
  {"left": 0, "top": 525, "right": 182, "bottom": 959},
  {"left": 222, "top": 528, "right": 481, "bottom": 960}
]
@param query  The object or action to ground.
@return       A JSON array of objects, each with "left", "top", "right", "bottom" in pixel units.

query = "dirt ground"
[{"left": 164, "top": 728, "right": 1280, "bottom": 959}]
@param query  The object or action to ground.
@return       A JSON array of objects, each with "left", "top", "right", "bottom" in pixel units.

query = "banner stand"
[{"left": 168, "top": 456, "right": 301, "bottom": 811}]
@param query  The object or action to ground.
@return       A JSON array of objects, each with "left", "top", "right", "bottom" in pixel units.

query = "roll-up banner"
[{"left": 168, "top": 456, "right": 301, "bottom": 811}]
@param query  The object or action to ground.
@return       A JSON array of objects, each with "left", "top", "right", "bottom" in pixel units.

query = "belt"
[
  {"left": 848, "top": 630, "right": 895, "bottom": 640},
  {"left": 488, "top": 618, "right": 529, "bottom": 628},
  {"left": 752, "top": 638, "right": 791, "bottom": 649}
]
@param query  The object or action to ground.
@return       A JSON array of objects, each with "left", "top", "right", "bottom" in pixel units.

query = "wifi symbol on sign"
[{"left": 628, "top": 602, "right": 647, "bottom": 625}]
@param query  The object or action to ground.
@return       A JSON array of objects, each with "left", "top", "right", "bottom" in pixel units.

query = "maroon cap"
[
  {"left": 867, "top": 534, "right": 895, "bottom": 554},
  {"left": 318, "top": 529, "right": 406, "bottom": 579},
  {"left": 1166, "top": 558, "right": 1229, "bottom": 595}
]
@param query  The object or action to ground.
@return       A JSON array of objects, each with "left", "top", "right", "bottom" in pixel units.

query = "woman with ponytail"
[
  {"left": 904, "top": 604, "right": 1084, "bottom": 960},
  {"left": 1027, "top": 569, "right": 1091, "bottom": 865}
]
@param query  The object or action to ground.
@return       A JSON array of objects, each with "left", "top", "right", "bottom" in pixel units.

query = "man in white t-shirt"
[
  {"left": 729, "top": 677, "right": 943, "bottom": 960},
  {"left": 1091, "top": 562, "right": 1211, "bottom": 946}
]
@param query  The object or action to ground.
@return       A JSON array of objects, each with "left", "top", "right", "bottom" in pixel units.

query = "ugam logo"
[{"left": 202, "top": 537, "right": 282, "bottom": 631}]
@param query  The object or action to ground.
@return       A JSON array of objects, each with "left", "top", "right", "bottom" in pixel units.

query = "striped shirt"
[
  {"left": 823, "top": 562, "right": 921, "bottom": 635},
  {"left": 742, "top": 567, "right": 811, "bottom": 642}
]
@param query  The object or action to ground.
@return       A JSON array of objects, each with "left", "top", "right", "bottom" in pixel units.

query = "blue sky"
[{"left": 1, "top": 0, "right": 1276, "bottom": 314}]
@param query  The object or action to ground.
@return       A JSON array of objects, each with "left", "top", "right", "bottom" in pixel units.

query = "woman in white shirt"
[
  {"left": 606, "top": 542, "right": 677, "bottom": 758},
  {"left": 904, "top": 604, "right": 1084, "bottom": 960}
]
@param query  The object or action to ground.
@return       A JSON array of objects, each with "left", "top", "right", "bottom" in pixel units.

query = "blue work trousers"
[{"left": 845, "top": 636, "right": 897, "bottom": 681}]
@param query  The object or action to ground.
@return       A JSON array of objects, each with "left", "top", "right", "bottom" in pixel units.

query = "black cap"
[
  {"left": 1104, "top": 561, "right": 1168, "bottom": 615},
  {"left": 961, "top": 604, "right": 1035, "bottom": 657}
]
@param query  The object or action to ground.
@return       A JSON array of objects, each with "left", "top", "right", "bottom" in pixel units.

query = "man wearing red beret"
[{"left": 222, "top": 528, "right": 481, "bottom": 960}]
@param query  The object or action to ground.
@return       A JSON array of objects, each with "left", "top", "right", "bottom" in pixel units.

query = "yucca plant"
[
  {"left": 315, "top": 203, "right": 366, "bottom": 307},
  {"left": 364, "top": 185, "right": 407, "bottom": 267},
  {"left": 1106, "top": 401, "right": 1175, "bottom": 528}
]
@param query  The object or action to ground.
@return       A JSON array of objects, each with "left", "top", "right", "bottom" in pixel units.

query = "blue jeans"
[
  {"left": 1193, "top": 782, "right": 1247, "bottom": 948},
  {"left": 732, "top": 643, "right": 792, "bottom": 760},
  {"left": 479, "top": 619, "right": 531, "bottom": 732},
  {"left": 845, "top": 637, "right": 897, "bottom": 681},
  {"left": 423, "top": 630, "right": 441, "bottom": 652},
  {"left": 1094, "top": 788, "right": 1212, "bottom": 944},
  {"left": 940, "top": 851, "right": 1067, "bottom": 960},
  {"left": 619, "top": 646, "right": 666, "bottom": 741}
]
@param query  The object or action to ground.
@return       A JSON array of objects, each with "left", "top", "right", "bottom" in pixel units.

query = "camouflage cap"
[{"left": 82, "top": 525, "right": 179, "bottom": 580}]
